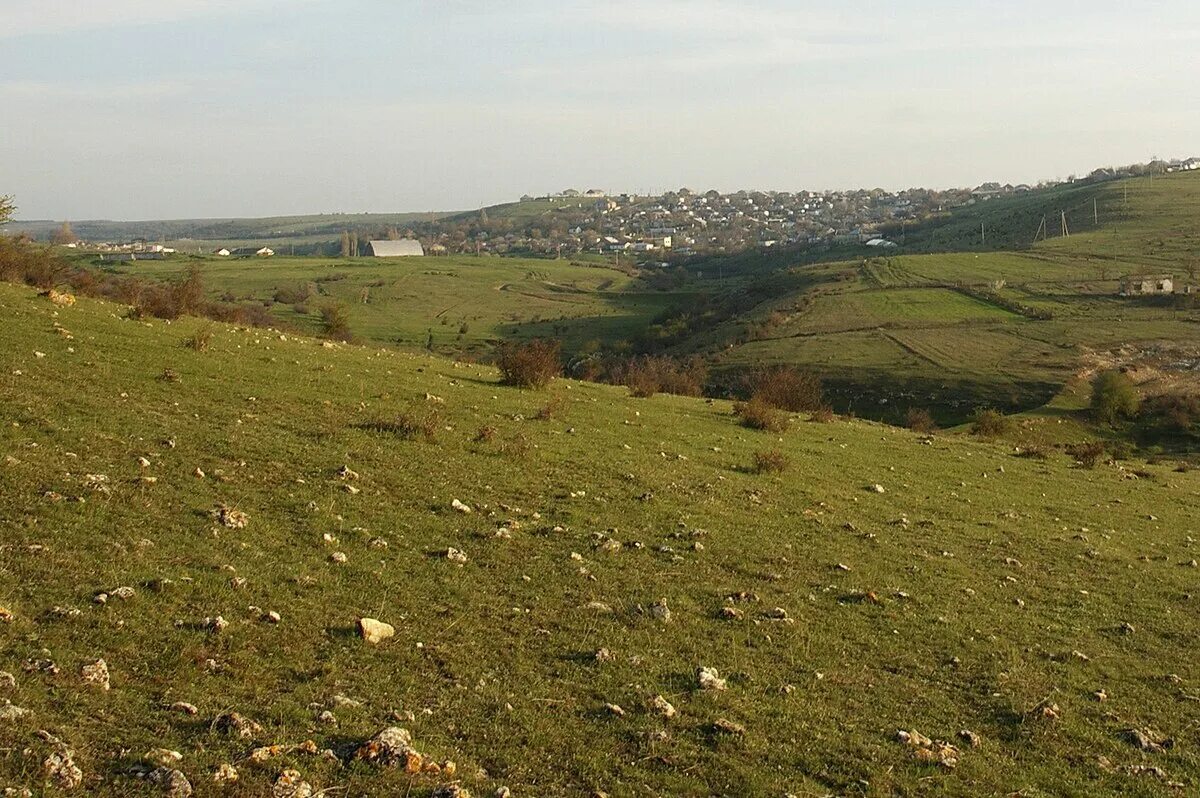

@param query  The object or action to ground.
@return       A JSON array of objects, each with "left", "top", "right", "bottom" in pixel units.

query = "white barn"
[{"left": 369, "top": 239, "right": 424, "bottom": 257}]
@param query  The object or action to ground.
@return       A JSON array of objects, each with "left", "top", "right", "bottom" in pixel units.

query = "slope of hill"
[
  {"left": 697, "top": 173, "right": 1200, "bottom": 423},
  {"left": 1, "top": 283, "right": 1198, "bottom": 795},
  {"left": 96, "top": 253, "right": 685, "bottom": 355}
]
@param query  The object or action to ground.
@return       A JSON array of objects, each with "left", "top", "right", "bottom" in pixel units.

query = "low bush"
[
  {"left": 1090, "top": 370, "right": 1139, "bottom": 425},
  {"left": 320, "top": 303, "right": 353, "bottom": 342},
  {"left": 496, "top": 339, "right": 561, "bottom": 389},
  {"left": 972, "top": 408, "right": 1012, "bottom": 438},
  {"left": 534, "top": 395, "right": 565, "bottom": 421},
  {"left": 809, "top": 407, "right": 836, "bottom": 423},
  {"left": 1067, "top": 441, "right": 1106, "bottom": 468},
  {"left": 748, "top": 366, "right": 823, "bottom": 412},
  {"left": 185, "top": 324, "right": 214, "bottom": 352},
  {"left": 735, "top": 396, "right": 788, "bottom": 432},
  {"left": 905, "top": 407, "right": 937, "bottom": 433},
  {"left": 473, "top": 425, "right": 497, "bottom": 443},
  {"left": 752, "top": 449, "right": 790, "bottom": 474},
  {"left": 369, "top": 406, "right": 441, "bottom": 441}
]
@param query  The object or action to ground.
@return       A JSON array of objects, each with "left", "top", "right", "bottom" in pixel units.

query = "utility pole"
[
  {"left": 1060, "top": 210, "right": 1070, "bottom": 238},
  {"left": 1093, "top": 197, "right": 1098, "bottom": 226},
  {"left": 981, "top": 222, "right": 986, "bottom": 246},
  {"left": 1034, "top": 215, "right": 1046, "bottom": 243}
]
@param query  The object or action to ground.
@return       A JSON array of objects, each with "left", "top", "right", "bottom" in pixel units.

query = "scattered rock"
[
  {"left": 1126, "top": 727, "right": 1173, "bottom": 753},
  {"left": 329, "top": 551, "right": 348, "bottom": 564},
  {"left": 697, "top": 666, "right": 727, "bottom": 691},
  {"left": 204, "top": 616, "right": 229, "bottom": 634},
  {"left": 710, "top": 718, "right": 745, "bottom": 735},
  {"left": 603, "top": 703, "right": 626, "bottom": 717},
  {"left": 649, "top": 695, "right": 676, "bottom": 719},
  {"left": 336, "top": 465, "right": 359, "bottom": 480},
  {"left": 957, "top": 729, "right": 982, "bottom": 748},
  {"left": 0, "top": 702, "right": 30, "bottom": 722},
  {"left": 354, "top": 727, "right": 421, "bottom": 769},
  {"left": 214, "top": 712, "right": 263, "bottom": 740},
  {"left": 719, "top": 606, "right": 744, "bottom": 620},
  {"left": 80, "top": 659, "right": 110, "bottom": 690},
  {"left": 451, "top": 499, "right": 472, "bottom": 514},
  {"left": 431, "top": 786, "right": 472, "bottom": 798},
  {"left": 868, "top": 484, "right": 886, "bottom": 494},
  {"left": 145, "top": 749, "right": 183, "bottom": 767},
  {"left": 593, "top": 648, "right": 615, "bottom": 663},
  {"left": 111, "top": 586, "right": 136, "bottom": 600},
  {"left": 272, "top": 769, "right": 314, "bottom": 798},
  {"left": 650, "top": 598, "right": 671, "bottom": 623},
  {"left": 445, "top": 547, "right": 468, "bottom": 565},
  {"left": 212, "top": 764, "right": 239, "bottom": 786},
  {"left": 38, "top": 731, "right": 83, "bottom": 790},
  {"left": 212, "top": 505, "right": 249, "bottom": 529},
  {"left": 147, "top": 767, "right": 193, "bottom": 797},
  {"left": 0, "top": 672, "right": 15, "bottom": 690},
  {"left": 168, "top": 702, "right": 198, "bottom": 716},
  {"left": 358, "top": 617, "right": 396, "bottom": 645}
]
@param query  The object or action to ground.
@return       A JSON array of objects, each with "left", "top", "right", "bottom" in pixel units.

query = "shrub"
[
  {"left": 1107, "top": 440, "right": 1135, "bottom": 461},
  {"left": 735, "top": 396, "right": 788, "bottom": 432},
  {"left": 752, "top": 449, "right": 790, "bottom": 474},
  {"left": 1067, "top": 441, "right": 1107, "bottom": 469},
  {"left": 499, "top": 433, "right": 531, "bottom": 458},
  {"left": 320, "top": 303, "right": 353, "bottom": 341},
  {"left": 1091, "top": 370, "right": 1139, "bottom": 425},
  {"left": 610, "top": 355, "right": 707, "bottom": 399},
  {"left": 748, "top": 366, "right": 823, "bottom": 412},
  {"left": 905, "top": 407, "right": 937, "bottom": 433},
  {"left": 535, "top": 394, "right": 565, "bottom": 420},
  {"left": 1015, "top": 445, "right": 1049, "bottom": 460},
  {"left": 972, "top": 408, "right": 1012, "bottom": 438},
  {"left": 809, "top": 406, "right": 836, "bottom": 423},
  {"left": 473, "top": 425, "right": 497, "bottom": 443},
  {"left": 1139, "top": 392, "right": 1200, "bottom": 435},
  {"left": 185, "top": 324, "right": 214, "bottom": 352},
  {"left": 496, "top": 339, "right": 561, "bottom": 389},
  {"left": 369, "top": 406, "right": 441, "bottom": 441}
]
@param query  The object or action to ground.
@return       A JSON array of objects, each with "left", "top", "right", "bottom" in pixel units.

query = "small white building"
[
  {"left": 213, "top": 248, "right": 231, "bottom": 257},
  {"left": 368, "top": 239, "right": 424, "bottom": 257},
  {"left": 1120, "top": 275, "right": 1173, "bottom": 296}
]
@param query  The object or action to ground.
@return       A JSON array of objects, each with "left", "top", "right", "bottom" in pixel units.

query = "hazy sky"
[{"left": 3, "top": 0, "right": 1198, "bottom": 220}]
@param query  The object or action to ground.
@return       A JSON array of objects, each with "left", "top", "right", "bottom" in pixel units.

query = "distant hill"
[{"left": 0, "top": 211, "right": 458, "bottom": 251}]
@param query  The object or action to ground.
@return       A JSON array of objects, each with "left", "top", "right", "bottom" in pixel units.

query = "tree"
[
  {"left": 0, "top": 195, "right": 14, "bottom": 226},
  {"left": 52, "top": 221, "right": 77, "bottom": 245},
  {"left": 1090, "top": 370, "right": 1139, "bottom": 425},
  {"left": 340, "top": 231, "right": 351, "bottom": 258}
]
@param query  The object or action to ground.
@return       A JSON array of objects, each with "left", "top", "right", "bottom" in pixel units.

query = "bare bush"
[
  {"left": 748, "top": 366, "right": 824, "bottom": 411},
  {"left": 496, "top": 339, "right": 561, "bottom": 389},
  {"left": 1067, "top": 441, "right": 1106, "bottom": 469},
  {"left": 185, "top": 324, "right": 214, "bottom": 352},
  {"left": 735, "top": 396, "right": 788, "bottom": 432},
  {"left": 752, "top": 449, "right": 790, "bottom": 474},
  {"left": 971, "top": 408, "right": 1012, "bottom": 438},
  {"left": 905, "top": 407, "right": 937, "bottom": 433}
]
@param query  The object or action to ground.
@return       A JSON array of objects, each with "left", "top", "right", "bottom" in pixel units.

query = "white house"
[
  {"left": 368, "top": 239, "right": 424, "bottom": 257},
  {"left": 213, "top": 248, "right": 231, "bottom": 256},
  {"left": 1120, "top": 275, "right": 1174, "bottom": 296}
]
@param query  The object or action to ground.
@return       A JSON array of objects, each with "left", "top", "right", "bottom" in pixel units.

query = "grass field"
[
  {"left": 99, "top": 254, "right": 687, "bottom": 354},
  {"left": 701, "top": 174, "right": 1200, "bottom": 422},
  {"left": 2, "top": 282, "right": 1199, "bottom": 796}
]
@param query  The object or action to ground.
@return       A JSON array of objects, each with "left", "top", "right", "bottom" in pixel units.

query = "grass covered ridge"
[{"left": 0, "top": 283, "right": 1198, "bottom": 795}]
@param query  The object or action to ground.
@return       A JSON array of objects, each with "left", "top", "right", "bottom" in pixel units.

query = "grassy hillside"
[
  {"left": 1, "top": 283, "right": 1199, "bottom": 795},
  {"left": 97, "top": 254, "right": 687, "bottom": 355},
  {"left": 703, "top": 174, "right": 1200, "bottom": 422}
]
